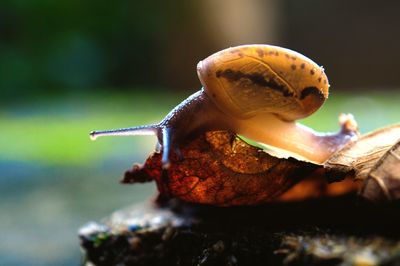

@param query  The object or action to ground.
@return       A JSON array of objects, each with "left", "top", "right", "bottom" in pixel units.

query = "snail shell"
[{"left": 197, "top": 45, "right": 329, "bottom": 121}]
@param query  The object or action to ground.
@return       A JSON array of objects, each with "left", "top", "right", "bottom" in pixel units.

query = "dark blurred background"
[{"left": 1, "top": 1, "right": 400, "bottom": 265}]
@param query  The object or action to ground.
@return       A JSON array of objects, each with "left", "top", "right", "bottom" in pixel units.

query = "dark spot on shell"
[
  {"left": 275, "top": 52, "right": 279, "bottom": 56},
  {"left": 291, "top": 64, "right": 296, "bottom": 70},
  {"left": 285, "top": 53, "right": 290, "bottom": 58},
  {"left": 216, "top": 69, "right": 293, "bottom": 97},
  {"left": 300, "top": 86, "right": 325, "bottom": 101},
  {"left": 323, "top": 79, "right": 327, "bottom": 84},
  {"left": 301, "top": 63, "right": 305, "bottom": 69},
  {"left": 256, "top": 49, "right": 264, "bottom": 57},
  {"left": 310, "top": 69, "right": 315, "bottom": 75},
  {"left": 268, "top": 51, "right": 274, "bottom": 55},
  {"left": 318, "top": 77, "right": 322, "bottom": 82},
  {"left": 230, "top": 50, "right": 245, "bottom": 57},
  {"left": 212, "top": 93, "right": 216, "bottom": 98}
]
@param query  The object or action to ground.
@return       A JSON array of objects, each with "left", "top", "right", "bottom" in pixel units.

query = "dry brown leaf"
[
  {"left": 325, "top": 124, "right": 400, "bottom": 181},
  {"left": 123, "top": 131, "right": 319, "bottom": 206},
  {"left": 324, "top": 124, "right": 400, "bottom": 201},
  {"left": 360, "top": 139, "right": 400, "bottom": 201}
]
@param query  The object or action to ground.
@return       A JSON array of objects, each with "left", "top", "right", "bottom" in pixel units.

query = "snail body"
[{"left": 90, "top": 44, "right": 358, "bottom": 166}]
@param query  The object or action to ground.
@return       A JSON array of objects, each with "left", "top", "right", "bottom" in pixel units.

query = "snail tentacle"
[
  {"left": 89, "top": 124, "right": 159, "bottom": 140},
  {"left": 90, "top": 123, "right": 178, "bottom": 169}
]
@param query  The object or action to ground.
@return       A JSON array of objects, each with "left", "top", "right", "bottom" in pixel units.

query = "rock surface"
[{"left": 80, "top": 196, "right": 400, "bottom": 266}]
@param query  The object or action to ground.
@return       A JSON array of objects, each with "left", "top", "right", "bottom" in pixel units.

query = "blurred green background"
[{"left": 1, "top": 0, "right": 400, "bottom": 265}]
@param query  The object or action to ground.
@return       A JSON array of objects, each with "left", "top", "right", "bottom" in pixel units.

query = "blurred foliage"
[
  {"left": 0, "top": 91, "right": 186, "bottom": 165},
  {"left": 0, "top": 1, "right": 196, "bottom": 100},
  {"left": 2, "top": 0, "right": 400, "bottom": 102}
]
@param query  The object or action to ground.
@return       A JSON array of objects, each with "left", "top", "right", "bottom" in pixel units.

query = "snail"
[{"left": 90, "top": 44, "right": 358, "bottom": 167}]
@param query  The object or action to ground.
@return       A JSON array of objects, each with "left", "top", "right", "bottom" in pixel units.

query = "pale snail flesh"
[{"left": 90, "top": 44, "right": 358, "bottom": 167}]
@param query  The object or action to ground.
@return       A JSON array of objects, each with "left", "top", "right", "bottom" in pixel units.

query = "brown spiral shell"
[{"left": 197, "top": 44, "right": 329, "bottom": 121}]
